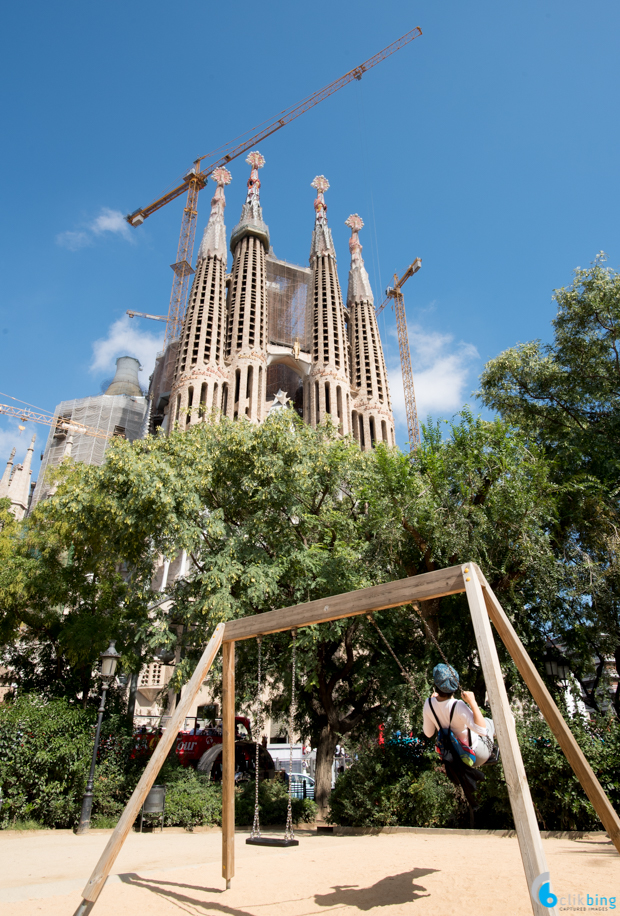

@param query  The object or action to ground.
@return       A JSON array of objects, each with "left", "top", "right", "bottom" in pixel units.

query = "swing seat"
[{"left": 246, "top": 836, "right": 299, "bottom": 847}]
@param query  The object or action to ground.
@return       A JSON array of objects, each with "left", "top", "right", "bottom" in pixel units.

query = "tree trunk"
[
  {"left": 314, "top": 724, "right": 339, "bottom": 821},
  {"left": 127, "top": 672, "right": 139, "bottom": 722},
  {"left": 79, "top": 665, "right": 92, "bottom": 709},
  {"left": 613, "top": 646, "right": 620, "bottom": 718}
]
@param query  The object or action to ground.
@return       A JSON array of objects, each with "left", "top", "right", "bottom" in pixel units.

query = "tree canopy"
[
  {"left": 478, "top": 255, "right": 620, "bottom": 712},
  {"left": 0, "top": 408, "right": 571, "bottom": 812}
]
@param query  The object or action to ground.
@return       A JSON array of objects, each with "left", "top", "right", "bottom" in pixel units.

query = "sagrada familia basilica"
[{"left": 149, "top": 152, "right": 395, "bottom": 449}]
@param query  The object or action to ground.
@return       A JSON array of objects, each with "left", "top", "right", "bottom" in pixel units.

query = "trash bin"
[{"left": 139, "top": 785, "right": 166, "bottom": 832}]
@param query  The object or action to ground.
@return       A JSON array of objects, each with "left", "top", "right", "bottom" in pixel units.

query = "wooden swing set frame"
[{"left": 74, "top": 563, "right": 620, "bottom": 916}]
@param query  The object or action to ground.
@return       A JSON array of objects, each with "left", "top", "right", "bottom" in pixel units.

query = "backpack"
[{"left": 428, "top": 697, "right": 477, "bottom": 768}]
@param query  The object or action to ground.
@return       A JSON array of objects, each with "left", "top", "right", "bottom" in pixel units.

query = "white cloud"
[
  {"left": 387, "top": 323, "right": 479, "bottom": 430},
  {"left": 56, "top": 230, "right": 91, "bottom": 251},
  {"left": 56, "top": 208, "right": 133, "bottom": 250},
  {"left": 91, "top": 314, "right": 163, "bottom": 381},
  {"left": 91, "top": 208, "right": 133, "bottom": 242}
]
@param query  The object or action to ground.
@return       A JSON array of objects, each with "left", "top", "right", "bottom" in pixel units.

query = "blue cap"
[{"left": 433, "top": 663, "right": 459, "bottom": 693}]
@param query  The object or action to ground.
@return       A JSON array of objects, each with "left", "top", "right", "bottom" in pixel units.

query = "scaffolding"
[
  {"left": 266, "top": 255, "right": 312, "bottom": 351},
  {"left": 32, "top": 394, "right": 148, "bottom": 507}
]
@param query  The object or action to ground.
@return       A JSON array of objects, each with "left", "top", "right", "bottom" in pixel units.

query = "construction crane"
[
  {"left": 375, "top": 258, "right": 422, "bottom": 449},
  {"left": 127, "top": 310, "right": 167, "bottom": 323},
  {"left": 0, "top": 402, "right": 112, "bottom": 441},
  {"left": 126, "top": 26, "right": 423, "bottom": 345}
]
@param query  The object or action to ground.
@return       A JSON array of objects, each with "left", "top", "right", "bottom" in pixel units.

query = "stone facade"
[
  {"left": 0, "top": 434, "right": 36, "bottom": 520},
  {"left": 346, "top": 215, "right": 395, "bottom": 449},
  {"left": 163, "top": 154, "right": 394, "bottom": 445},
  {"left": 224, "top": 153, "right": 270, "bottom": 424}
]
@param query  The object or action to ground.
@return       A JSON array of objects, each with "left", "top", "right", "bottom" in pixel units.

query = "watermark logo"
[
  {"left": 531, "top": 872, "right": 558, "bottom": 909},
  {"left": 531, "top": 873, "right": 616, "bottom": 911}
]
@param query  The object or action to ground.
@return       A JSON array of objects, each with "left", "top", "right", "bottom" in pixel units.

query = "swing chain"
[
  {"left": 367, "top": 605, "right": 458, "bottom": 703},
  {"left": 250, "top": 636, "right": 263, "bottom": 839},
  {"left": 284, "top": 629, "right": 297, "bottom": 841},
  {"left": 366, "top": 615, "right": 424, "bottom": 704},
  {"left": 410, "top": 602, "right": 459, "bottom": 682}
]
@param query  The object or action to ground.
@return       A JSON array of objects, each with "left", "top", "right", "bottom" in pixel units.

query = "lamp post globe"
[
  {"left": 101, "top": 641, "right": 120, "bottom": 680},
  {"left": 544, "top": 658, "right": 558, "bottom": 678},
  {"left": 75, "top": 640, "right": 120, "bottom": 835}
]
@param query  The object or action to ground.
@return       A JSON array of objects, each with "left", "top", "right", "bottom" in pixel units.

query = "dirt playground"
[{"left": 0, "top": 826, "right": 618, "bottom": 916}]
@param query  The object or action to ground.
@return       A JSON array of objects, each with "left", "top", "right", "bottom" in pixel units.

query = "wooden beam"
[
  {"left": 75, "top": 623, "right": 225, "bottom": 914},
  {"left": 221, "top": 641, "right": 235, "bottom": 889},
  {"left": 476, "top": 564, "right": 620, "bottom": 856},
  {"left": 223, "top": 566, "right": 465, "bottom": 642},
  {"left": 463, "top": 565, "right": 551, "bottom": 916}
]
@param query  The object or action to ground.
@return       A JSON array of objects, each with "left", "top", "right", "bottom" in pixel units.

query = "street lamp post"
[{"left": 75, "top": 641, "right": 121, "bottom": 835}]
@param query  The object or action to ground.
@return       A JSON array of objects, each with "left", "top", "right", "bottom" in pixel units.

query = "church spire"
[
  {"left": 306, "top": 175, "right": 350, "bottom": 436},
  {"left": 345, "top": 213, "right": 373, "bottom": 305},
  {"left": 3, "top": 434, "right": 36, "bottom": 519},
  {"left": 171, "top": 167, "right": 232, "bottom": 431},
  {"left": 225, "top": 152, "right": 270, "bottom": 422},
  {"left": 230, "top": 152, "right": 269, "bottom": 252},
  {"left": 346, "top": 214, "right": 394, "bottom": 450},
  {"left": 0, "top": 447, "right": 16, "bottom": 497},
  {"left": 196, "top": 166, "right": 231, "bottom": 264},
  {"left": 309, "top": 175, "right": 335, "bottom": 259}
]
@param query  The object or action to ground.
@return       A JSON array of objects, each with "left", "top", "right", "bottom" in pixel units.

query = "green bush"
[
  {"left": 327, "top": 737, "right": 463, "bottom": 828},
  {"left": 157, "top": 762, "right": 221, "bottom": 830},
  {"left": 476, "top": 706, "right": 620, "bottom": 831},
  {"left": 0, "top": 694, "right": 140, "bottom": 829},
  {"left": 235, "top": 778, "right": 317, "bottom": 827},
  {"left": 0, "top": 694, "right": 93, "bottom": 828}
]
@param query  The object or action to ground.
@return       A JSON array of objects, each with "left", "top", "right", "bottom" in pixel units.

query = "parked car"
[
  {"left": 196, "top": 741, "right": 276, "bottom": 781},
  {"left": 284, "top": 772, "right": 315, "bottom": 799}
]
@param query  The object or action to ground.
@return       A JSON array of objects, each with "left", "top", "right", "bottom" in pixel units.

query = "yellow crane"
[
  {"left": 375, "top": 258, "right": 422, "bottom": 449},
  {"left": 0, "top": 400, "right": 112, "bottom": 441},
  {"left": 125, "top": 27, "right": 423, "bottom": 343}
]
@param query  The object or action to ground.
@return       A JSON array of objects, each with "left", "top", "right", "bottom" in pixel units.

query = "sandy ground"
[{"left": 0, "top": 827, "right": 618, "bottom": 916}]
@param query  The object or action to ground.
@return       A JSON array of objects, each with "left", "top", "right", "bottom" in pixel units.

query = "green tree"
[
  {"left": 36, "top": 411, "right": 564, "bottom": 813},
  {"left": 364, "top": 410, "right": 560, "bottom": 699},
  {"left": 478, "top": 255, "right": 620, "bottom": 713},
  {"left": 0, "top": 408, "right": 570, "bottom": 816},
  {"left": 478, "top": 254, "right": 620, "bottom": 488},
  {"left": 0, "top": 468, "right": 167, "bottom": 708}
]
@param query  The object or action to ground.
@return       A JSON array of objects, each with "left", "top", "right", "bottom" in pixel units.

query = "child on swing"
[{"left": 422, "top": 663, "right": 495, "bottom": 767}]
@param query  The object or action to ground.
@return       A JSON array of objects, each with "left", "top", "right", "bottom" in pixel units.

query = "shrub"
[
  {"left": 235, "top": 778, "right": 317, "bottom": 827},
  {"left": 0, "top": 694, "right": 140, "bottom": 829},
  {"left": 157, "top": 762, "right": 221, "bottom": 830},
  {"left": 327, "top": 737, "right": 463, "bottom": 828},
  {"left": 476, "top": 705, "right": 620, "bottom": 831},
  {"left": 0, "top": 694, "right": 94, "bottom": 828}
]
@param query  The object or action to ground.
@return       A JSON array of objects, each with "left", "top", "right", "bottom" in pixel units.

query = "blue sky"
[{"left": 1, "top": 0, "right": 619, "bottom": 470}]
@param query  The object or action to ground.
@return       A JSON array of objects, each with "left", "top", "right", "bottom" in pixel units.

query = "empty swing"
[{"left": 246, "top": 629, "right": 299, "bottom": 848}]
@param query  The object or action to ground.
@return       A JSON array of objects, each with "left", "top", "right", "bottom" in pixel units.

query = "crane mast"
[
  {"left": 166, "top": 165, "right": 205, "bottom": 344},
  {"left": 393, "top": 290, "right": 420, "bottom": 448},
  {"left": 126, "top": 27, "right": 422, "bottom": 340},
  {"left": 376, "top": 258, "right": 422, "bottom": 450}
]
